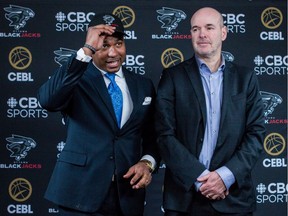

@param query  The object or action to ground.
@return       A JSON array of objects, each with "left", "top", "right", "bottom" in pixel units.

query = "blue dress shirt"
[{"left": 194, "top": 56, "right": 235, "bottom": 191}]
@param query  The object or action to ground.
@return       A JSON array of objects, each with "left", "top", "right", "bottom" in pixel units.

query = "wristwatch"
[{"left": 76, "top": 48, "right": 92, "bottom": 62}]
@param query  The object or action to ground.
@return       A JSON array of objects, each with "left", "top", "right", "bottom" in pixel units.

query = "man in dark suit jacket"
[
  {"left": 38, "top": 13, "right": 160, "bottom": 216},
  {"left": 155, "top": 7, "right": 265, "bottom": 216}
]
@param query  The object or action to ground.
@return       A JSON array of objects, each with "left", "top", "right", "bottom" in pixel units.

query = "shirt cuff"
[
  {"left": 76, "top": 48, "right": 92, "bottom": 62},
  {"left": 194, "top": 169, "right": 210, "bottom": 191},
  {"left": 141, "top": 155, "right": 156, "bottom": 170},
  {"left": 215, "top": 166, "right": 235, "bottom": 190}
]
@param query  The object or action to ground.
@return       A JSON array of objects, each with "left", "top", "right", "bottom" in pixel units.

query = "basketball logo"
[
  {"left": 9, "top": 178, "right": 32, "bottom": 202},
  {"left": 261, "top": 7, "right": 283, "bottom": 29},
  {"left": 113, "top": 6, "right": 135, "bottom": 28},
  {"left": 161, "top": 48, "right": 184, "bottom": 68},
  {"left": 9, "top": 46, "right": 32, "bottom": 70},
  {"left": 264, "top": 133, "right": 286, "bottom": 156}
]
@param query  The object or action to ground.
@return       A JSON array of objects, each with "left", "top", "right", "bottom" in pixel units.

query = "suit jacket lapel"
[
  {"left": 185, "top": 57, "right": 207, "bottom": 126},
  {"left": 122, "top": 69, "right": 139, "bottom": 127},
  {"left": 218, "top": 62, "right": 234, "bottom": 140},
  {"left": 85, "top": 63, "right": 118, "bottom": 125}
]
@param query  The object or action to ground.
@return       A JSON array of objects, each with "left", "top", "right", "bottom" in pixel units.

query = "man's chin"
[{"left": 106, "top": 67, "right": 121, "bottom": 73}]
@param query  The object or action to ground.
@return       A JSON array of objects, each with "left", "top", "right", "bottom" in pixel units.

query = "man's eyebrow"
[{"left": 192, "top": 23, "right": 216, "bottom": 28}]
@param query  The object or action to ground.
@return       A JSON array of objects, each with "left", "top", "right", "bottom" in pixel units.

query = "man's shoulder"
[
  {"left": 225, "top": 61, "right": 253, "bottom": 75},
  {"left": 163, "top": 57, "right": 196, "bottom": 73}
]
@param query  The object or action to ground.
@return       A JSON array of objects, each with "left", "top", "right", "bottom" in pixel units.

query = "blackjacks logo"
[
  {"left": 4, "top": 5, "right": 35, "bottom": 30},
  {"left": 259, "top": 91, "right": 282, "bottom": 117},
  {"left": 6, "top": 135, "right": 36, "bottom": 161},
  {"left": 157, "top": 7, "right": 186, "bottom": 32},
  {"left": 54, "top": 47, "right": 76, "bottom": 66},
  {"left": 153, "top": 7, "right": 189, "bottom": 40},
  {"left": 1, "top": 5, "right": 40, "bottom": 38},
  {"left": 103, "top": 15, "right": 115, "bottom": 25}
]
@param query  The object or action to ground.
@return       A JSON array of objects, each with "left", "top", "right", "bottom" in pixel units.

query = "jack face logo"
[
  {"left": 6, "top": 134, "right": 36, "bottom": 161},
  {"left": 54, "top": 47, "right": 76, "bottom": 66},
  {"left": 4, "top": 5, "right": 35, "bottom": 30},
  {"left": 259, "top": 91, "right": 282, "bottom": 117},
  {"left": 222, "top": 51, "right": 234, "bottom": 62},
  {"left": 157, "top": 7, "right": 186, "bottom": 32},
  {"left": 103, "top": 15, "right": 115, "bottom": 25}
]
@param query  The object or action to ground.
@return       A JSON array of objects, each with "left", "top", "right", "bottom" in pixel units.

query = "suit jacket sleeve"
[
  {"left": 155, "top": 67, "right": 206, "bottom": 191},
  {"left": 222, "top": 67, "right": 266, "bottom": 188},
  {"left": 38, "top": 55, "right": 88, "bottom": 111}
]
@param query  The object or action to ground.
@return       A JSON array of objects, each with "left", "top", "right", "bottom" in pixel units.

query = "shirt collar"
[
  {"left": 195, "top": 55, "right": 226, "bottom": 73},
  {"left": 93, "top": 62, "right": 124, "bottom": 78}
]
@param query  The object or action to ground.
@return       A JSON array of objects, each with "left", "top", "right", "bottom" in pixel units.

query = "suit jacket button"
[{"left": 110, "top": 156, "right": 114, "bottom": 160}]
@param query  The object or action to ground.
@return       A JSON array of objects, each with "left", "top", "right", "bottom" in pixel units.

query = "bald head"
[
  {"left": 191, "top": 7, "right": 224, "bottom": 28},
  {"left": 189, "top": 7, "right": 227, "bottom": 64}
]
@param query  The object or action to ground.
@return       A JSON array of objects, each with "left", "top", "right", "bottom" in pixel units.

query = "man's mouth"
[{"left": 106, "top": 59, "right": 120, "bottom": 67}]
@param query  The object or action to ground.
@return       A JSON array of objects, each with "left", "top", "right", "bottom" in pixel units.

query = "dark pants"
[
  {"left": 58, "top": 182, "right": 124, "bottom": 216},
  {"left": 164, "top": 192, "right": 253, "bottom": 216}
]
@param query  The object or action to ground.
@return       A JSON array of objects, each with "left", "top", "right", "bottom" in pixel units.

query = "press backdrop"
[{"left": 0, "top": 0, "right": 287, "bottom": 215}]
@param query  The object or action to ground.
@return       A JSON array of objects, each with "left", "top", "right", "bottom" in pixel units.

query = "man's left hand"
[
  {"left": 197, "top": 171, "right": 228, "bottom": 200},
  {"left": 123, "top": 162, "right": 152, "bottom": 189}
]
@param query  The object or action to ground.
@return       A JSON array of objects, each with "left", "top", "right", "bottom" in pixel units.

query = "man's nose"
[{"left": 108, "top": 46, "right": 117, "bottom": 56}]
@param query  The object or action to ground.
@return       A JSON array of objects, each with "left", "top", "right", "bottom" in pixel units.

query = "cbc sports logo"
[
  {"left": 256, "top": 182, "right": 287, "bottom": 204},
  {"left": 7, "top": 178, "right": 34, "bottom": 214},
  {"left": 161, "top": 49, "right": 234, "bottom": 68},
  {"left": 1, "top": 5, "right": 40, "bottom": 38},
  {"left": 55, "top": 6, "right": 137, "bottom": 40},
  {"left": 254, "top": 54, "right": 287, "bottom": 76},
  {"left": 260, "top": 7, "right": 284, "bottom": 41},
  {"left": 7, "top": 96, "right": 48, "bottom": 119},
  {"left": 8, "top": 46, "right": 34, "bottom": 82}
]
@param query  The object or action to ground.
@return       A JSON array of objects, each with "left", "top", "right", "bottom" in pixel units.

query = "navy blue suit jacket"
[
  {"left": 155, "top": 56, "right": 265, "bottom": 213},
  {"left": 38, "top": 56, "right": 160, "bottom": 215}
]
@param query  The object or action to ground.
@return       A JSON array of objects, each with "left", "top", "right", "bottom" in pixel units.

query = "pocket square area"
[{"left": 142, "top": 97, "right": 152, "bottom": 105}]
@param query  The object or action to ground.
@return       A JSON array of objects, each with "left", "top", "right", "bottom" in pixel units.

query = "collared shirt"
[
  {"left": 76, "top": 49, "right": 156, "bottom": 169},
  {"left": 93, "top": 63, "right": 156, "bottom": 169},
  {"left": 95, "top": 65, "right": 133, "bottom": 128},
  {"left": 194, "top": 55, "right": 235, "bottom": 191}
]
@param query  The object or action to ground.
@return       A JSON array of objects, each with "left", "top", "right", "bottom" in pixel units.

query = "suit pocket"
[{"left": 58, "top": 151, "right": 87, "bottom": 166}]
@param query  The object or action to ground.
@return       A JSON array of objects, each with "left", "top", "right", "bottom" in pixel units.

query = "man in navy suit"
[
  {"left": 155, "top": 7, "right": 265, "bottom": 216},
  {"left": 38, "top": 13, "right": 160, "bottom": 216}
]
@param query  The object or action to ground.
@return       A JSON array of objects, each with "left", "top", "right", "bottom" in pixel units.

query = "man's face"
[
  {"left": 190, "top": 8, "right": 227, "bottom": 60},
  {"left": 93, "top": 35, "right": 126, "bottom": 73}
]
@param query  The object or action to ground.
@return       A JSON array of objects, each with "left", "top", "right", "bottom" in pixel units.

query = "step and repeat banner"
[{"left": 0, "top": 0, "right": 287, "bottom": 215}]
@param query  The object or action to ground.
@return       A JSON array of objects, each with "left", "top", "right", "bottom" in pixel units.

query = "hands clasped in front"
[
  {"left": 123, "top": 162, "right": 152, "bottom": 189},
  {"left": 197, "top": 171, "right": 229, "bottom": 200}
]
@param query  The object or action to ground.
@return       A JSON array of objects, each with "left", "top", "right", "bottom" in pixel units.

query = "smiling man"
[
  {"left": 155, "top": 7, "right": 265, "bottom": 216},
  {"left": 38, "top": 13, "right": 160, "bottom": 216}
]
